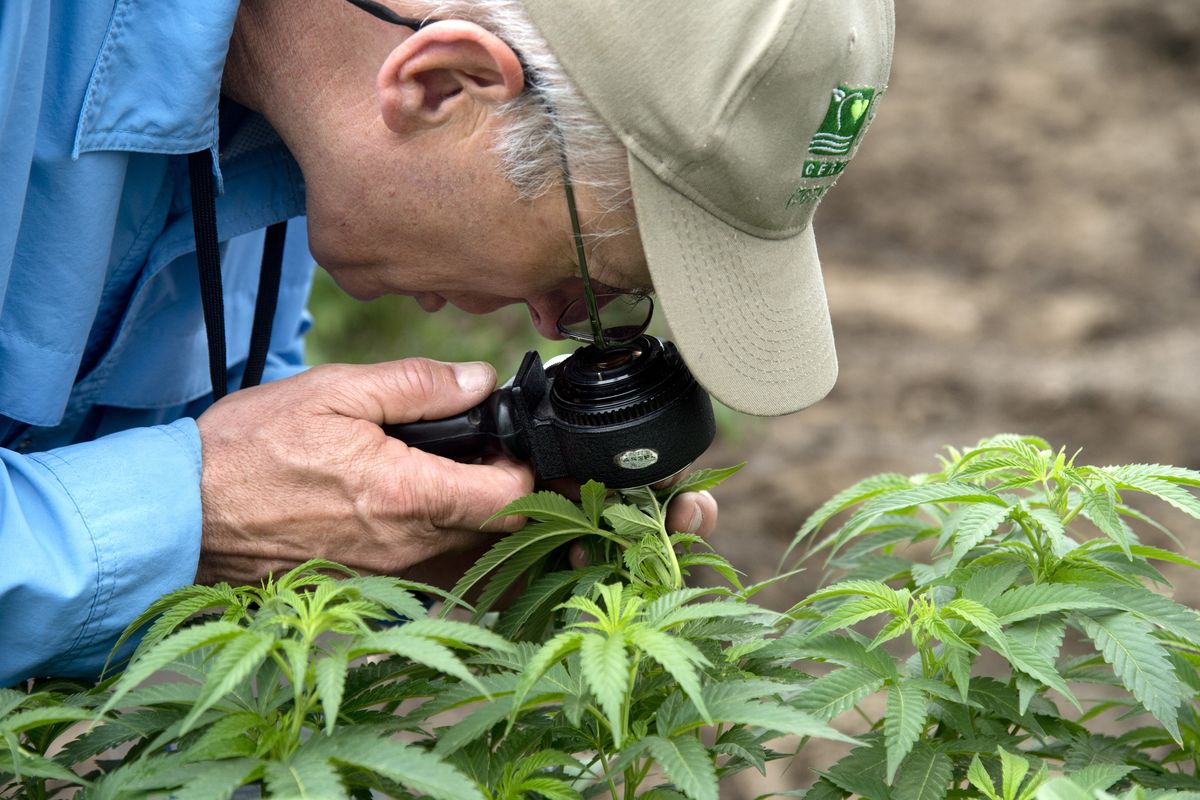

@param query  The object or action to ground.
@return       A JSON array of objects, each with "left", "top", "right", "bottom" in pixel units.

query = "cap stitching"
[
  {"left": 880, "top": 0, "right": 896, "bottom": 63},
  {"left": 675, "top": 199, "right": 806, "bottom": 344},
  {"left": 672, "top": 202, "right": 826, "bottom": 384},
  {"left": 706, "top": 0, "right": 817, "bottom": 152},
  {"left": 672, "top": 199, "right": 808, "bottom": 335}
]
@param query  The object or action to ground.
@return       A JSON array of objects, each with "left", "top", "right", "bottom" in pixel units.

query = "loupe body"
[{"left": 384, "top": 336, "right": 716, "bottom": 488}]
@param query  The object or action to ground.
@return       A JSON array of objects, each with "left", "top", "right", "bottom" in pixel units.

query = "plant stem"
[
  {"left": 286, "top": 692, "right": 316, "bottom": 756},
  {"left": 599, "top": 750, "right": 620, "bottom": 800},
  {"left": 281, "top": 638, "right": 313, "bottom": 758},
  {"left": 603, "top": 773, "right": 621, "bottom": 799},
  {"left": 269, "top": 650, "right": 293, "bottom": 685},
  {"left": 622, "top": 652, "right": 641, "bottom": 739},
  {"left": 919, "top": 643, "right": 935, "bottom": 679},
  {"left": 1014, "top": 515, "right": 1048, "bottom": 580},
  {"left": 625, "top": 760, "right": 652, "bottom": 800},
  {"left": 644, "top": 491, "right": 683, "bottom": 590},
  {"left": 658, "top": 526, "right": 683, "bottom": 591},
  {"left": 1016, "top": 516, "right": 1042, "bottom": 552},
  {"left": 1061, "top": 498, "right": 1085, "bottom": 527}
]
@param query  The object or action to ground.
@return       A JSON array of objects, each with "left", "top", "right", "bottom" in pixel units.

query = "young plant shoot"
[{"left": 4, "top": 436, "right": 1200, "bottom": 799}]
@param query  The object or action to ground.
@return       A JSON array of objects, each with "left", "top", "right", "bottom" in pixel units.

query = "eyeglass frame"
[{"left": 342, "top": 0, "right": 646, "bottom": 351}]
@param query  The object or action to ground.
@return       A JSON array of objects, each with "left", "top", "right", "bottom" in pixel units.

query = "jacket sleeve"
[{"left": 0, "top": 419, "right": 203, "bottom": 687}]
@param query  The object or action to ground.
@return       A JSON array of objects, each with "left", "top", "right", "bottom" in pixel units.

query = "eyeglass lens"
[{"left": 556, "top": 293, "right": 654, "bottom": 346}]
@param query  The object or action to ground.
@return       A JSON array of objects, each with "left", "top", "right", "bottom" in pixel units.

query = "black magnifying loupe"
[{"left": 384, "top": 335, "right": 715, "bottom": 488}]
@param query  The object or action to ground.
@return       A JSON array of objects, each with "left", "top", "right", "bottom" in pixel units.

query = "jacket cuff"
[{"left": 31, "top": 418, "right": 203, "bottom": 676}]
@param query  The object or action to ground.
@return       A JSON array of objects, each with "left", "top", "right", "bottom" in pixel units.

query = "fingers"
[
  {"left": 306, "top": 359, "right": 499, "bottom": 425},
  {"left": 402, "top": 448, "right": 535, "bottom": 533},
  {"left": 569, "top": 542, "right": 588, "bottom": 569},
  {"left": 665, "top": 490, "right": 718, "bottom": 538},
  {"left": 196, "top": 362, "right": 535, "bottom": 587}
]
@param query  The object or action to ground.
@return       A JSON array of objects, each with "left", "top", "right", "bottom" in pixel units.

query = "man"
[{"left": 0, "top": 0, "right": 893, "bottom": 686}]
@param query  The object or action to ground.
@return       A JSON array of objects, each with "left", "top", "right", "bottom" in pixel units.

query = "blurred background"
[{"left": 307, "top": 1, "right": 1199, "bottom": 793}]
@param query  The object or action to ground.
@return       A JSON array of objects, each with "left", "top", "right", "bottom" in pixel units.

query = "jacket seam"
[
  {"left": 85, "top": 130, "right": 214, "bottom": 142},
  {"left": 26, "top": 451, "right": 106, "bottom": 662},
  {"left": 72, "top": 0, "right": 132, "bottom": 160}
]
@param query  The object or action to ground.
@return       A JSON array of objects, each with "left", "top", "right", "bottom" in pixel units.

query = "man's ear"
[{"left": 377, "top": 20, "right": 525, "bottom": 134}]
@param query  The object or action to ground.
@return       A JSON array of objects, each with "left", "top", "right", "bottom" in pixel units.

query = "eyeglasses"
[
  {"left": 555, "top": 292, "right": 654, "bottom": 346},
  {"left": 342, "top": 0, "right": 431, "bottom": 29},
  {"left": 344, "top": 0, "right": 653, "bottom": 351}
]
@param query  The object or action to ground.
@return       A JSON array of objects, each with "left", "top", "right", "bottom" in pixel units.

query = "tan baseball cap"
[{"left": 523, "top": 0, "right": 895, "bottom": 415}]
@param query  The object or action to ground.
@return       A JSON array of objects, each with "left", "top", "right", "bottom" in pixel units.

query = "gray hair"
[{"left": 409, "top": 1, "right": 631, "bottom": 214}]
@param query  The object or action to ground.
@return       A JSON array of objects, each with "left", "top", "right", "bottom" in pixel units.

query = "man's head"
[
  {"left": 225, "top": 0, "right": 894, "bottom": 414},
  {"left": 226, "top": 0, "right": 642, "bottom": 338}
]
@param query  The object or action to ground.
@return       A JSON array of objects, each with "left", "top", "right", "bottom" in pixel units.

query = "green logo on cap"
[{"left": 808, "top": 85, "right": 876, "bottom": 156}]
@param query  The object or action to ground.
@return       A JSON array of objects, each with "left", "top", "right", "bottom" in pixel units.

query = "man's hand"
[
  {"left": 195, "top": 359, "right": 534, "bottom": 586},
  {"left": 195, "top": 358, "right": 719, "bottom": 589},
  {"left": 662, "top": 487, "right": 719, "bottom": 541}
]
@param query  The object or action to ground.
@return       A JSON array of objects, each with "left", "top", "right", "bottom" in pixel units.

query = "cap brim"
[{"left": 630, "top": 154, "right": 838, "bottom": 416}]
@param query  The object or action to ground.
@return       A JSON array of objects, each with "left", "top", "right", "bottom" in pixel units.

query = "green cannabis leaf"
[
  {"left": 6, "top": 441, "right": 1200, "bottom": 800},
  {"left": 780, "top": 434, "right": 1200, "bottom": 797}
]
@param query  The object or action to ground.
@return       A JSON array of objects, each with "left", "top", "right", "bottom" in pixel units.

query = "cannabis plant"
[
  {"left": 3, "top": 435, "right": 1200, "bottom": 800},
  {"left": 1, "top": 466, "right": 856, "bottom": 799},
  {"left": 780, "top": 434, "right": 1200, "bottom": 799}
]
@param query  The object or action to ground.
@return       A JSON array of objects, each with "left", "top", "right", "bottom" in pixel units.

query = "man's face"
[
  {"left": 302, "top": 120, "right": 648, "bottom": 339},
  {"left": 287, "top": 17, "right": 649, "bottom": 340},
  {"left": 220, "top": 3, "right": 653, "bottom": 339}
]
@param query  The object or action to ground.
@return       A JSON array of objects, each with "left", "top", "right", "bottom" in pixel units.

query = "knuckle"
[
  {"left": 299, "top": 363, "right": 366, "bottom": 413},
  {"left": 305, "top": 362, "right": 348, "bottom": 384},
  {"left": 393, "top": 358, "right": 444, "bottom": 400},
  {"left": 372, "top": 450, "right": 535, "bottom": 534},
  {"left": 436, "top": 474, "right": 473, "bottom": 527},
  {"left": 490, "top": 512, "right": 528, "bottom": 533},
  {"left": 505, "top": 466, "right": 536, "bottom": 499},
  {"left": 405, "top": 456, "right": 467, "bottom": 529},
  {"left": 376, "top": 458, "right": 442, "bottom": 535},
  {"left": 483, "top": 471, "right": 534, "bottom": 532}
]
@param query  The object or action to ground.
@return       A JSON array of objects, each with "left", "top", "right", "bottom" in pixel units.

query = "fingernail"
[
  {"left": 699, "top": 490, "right": 714, "bottom": 502},
  {"left": 453, "top": 362, "right": 492, "bottom": 394},
  {"left": 686, "top": 504, "right": 704, "bottom": 533}
]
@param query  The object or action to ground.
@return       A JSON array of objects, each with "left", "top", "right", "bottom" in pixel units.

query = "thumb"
[{"left": 313, "top": 358, "right": 498, "bottom": 424}]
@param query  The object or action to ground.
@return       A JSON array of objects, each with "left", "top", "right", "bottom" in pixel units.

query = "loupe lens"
[{"left": 556, "top": 293, "right": 654, "bottom": 346}]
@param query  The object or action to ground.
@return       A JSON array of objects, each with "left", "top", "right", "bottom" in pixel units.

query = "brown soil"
[{"left": 705, "top": 1, "right": 1200, "bottom": 795}]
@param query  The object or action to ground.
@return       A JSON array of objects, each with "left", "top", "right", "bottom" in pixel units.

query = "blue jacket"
[{"left": 0, "top": 0, "right": 316, "bottom": 685}]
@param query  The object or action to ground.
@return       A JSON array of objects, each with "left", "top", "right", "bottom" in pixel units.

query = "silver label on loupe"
[{"left": 615, "top": 448, "right": 659, "bottom": 470}]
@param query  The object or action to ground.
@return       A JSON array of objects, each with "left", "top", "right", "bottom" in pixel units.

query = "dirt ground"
[{"left": 704, "top": 2, "right": 1200, "bottom": 795}]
